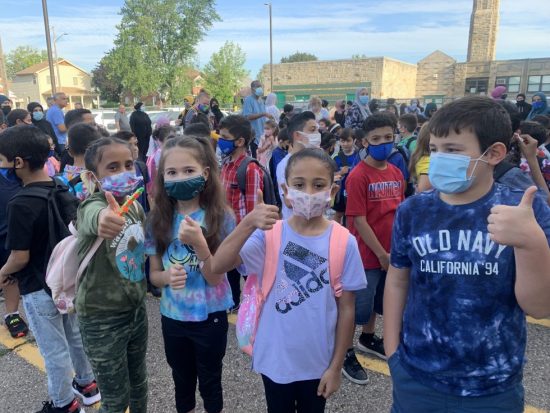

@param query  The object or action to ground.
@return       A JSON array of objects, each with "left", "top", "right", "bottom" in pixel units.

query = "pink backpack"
[
  {"left": 236, "top": 220, "right": 349, "bottom": 356},
  {"left": 46, "top": 223, "right": 103, "bottom": 314}
]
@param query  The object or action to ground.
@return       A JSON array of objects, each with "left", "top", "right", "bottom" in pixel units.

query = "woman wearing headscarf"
[
  {"left": 405, "top": 98, "right": 422, "bottom": 115},
  {"left": 423, "top": 102, "right": 438, "bottom": 119},
  {"left": 527, "top": 92, "right": 550, "bottom": 120},
  {"left": 345, "top": 87, "right": 371, "bottom": 130},
  {"left": 129, "top": 102, "right": 153, "bottom": 161},
  {"left": 27, "top": 102, "right": 58, "bottom": 148},
  {"left": 265, "top": 92, "right": 281, "bottom": 121},
  {"left": 210, "top": 98, "right": 224, "bottom": 131}
]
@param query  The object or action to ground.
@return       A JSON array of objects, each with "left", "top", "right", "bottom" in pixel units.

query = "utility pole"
[
  {"left": 0, "top": 36, "right": 9, "bottom": 96},
  {"left": 41, "top": 0, "right": 57, "bottom": 95},
  {"left": 265, "top": 3, "right": 273, "bottom": 92}
]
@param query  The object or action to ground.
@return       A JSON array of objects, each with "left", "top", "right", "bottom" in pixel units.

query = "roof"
[
  {"left": 16, "top": 59, "right": 90, "bottom": 76},
  {"left": 42, "top": 87, "right": 96, "bottom": 96}
]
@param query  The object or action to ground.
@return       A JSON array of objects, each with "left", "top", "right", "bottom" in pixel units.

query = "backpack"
[
  {"left": 493, "top": 161, "right": 516, "bottom": 181},
  {"left": 236, "top": 156, "right": 278, "bottom": 206},
  {"left": 388, "top": 147, "right": 414, "bottom": 197},
  {"left": 236, "top": 220, "right": 349, "bottom": 356},
  {"left": 396, "top": 136, "right": 417, "bottom": 166}
]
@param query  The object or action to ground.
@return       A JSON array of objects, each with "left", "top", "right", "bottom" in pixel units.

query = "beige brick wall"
[
  {"left": 380, "top": 58, "right": 417, "bottom": 99},
  {"left": 467, "top": 0, "right": 500, "bottom": 62},
  {"left": 416, "top": 51, "right": 457, "bottom": 99}
]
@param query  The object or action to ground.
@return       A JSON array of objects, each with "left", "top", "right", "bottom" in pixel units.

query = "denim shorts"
[
  {"left": 354, "top": 268, "right": 386, "bottom": 325},
  {"left": 389, "top": 351, "right": 525, "bottom": 413}
]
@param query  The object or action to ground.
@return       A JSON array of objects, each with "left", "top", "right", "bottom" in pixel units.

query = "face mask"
[
  {"left": 367, "top": 141, "right": 394, "bottom": 161},
  {"left": 298, "top": 131, "right": 322, "bottom": 148},
  {"left": 218, "top": 137, "right": 237, "bottom": 156},
  {"left": 48, "top": 150, "right": 56, "bottom": 157},
  {"left": 286, "top": 187, "right": 332, "bottom": 220},
  {"left": 0, "top": 167, "right": 21, "bottom": 184},
  {"left": 32, "top": 111, "right": 44, "bottom": 121},
  {"left": 255, "top": 87, "right": 264, "bottom": 97},
  {"left": 2, "top": 106, "right": 11, "bottom": 116},
  {"left": 411, "top": 103, "right": 418, "bottom": 109},
  {"left": 99, "top": 171, "right": 142, "bottom": 198},
  {"left": 359, "top": 95, "right": 369, "bottom": 105},
  {"left": 532, "top": 101, "right": 544, "bottom": 110},
  {"left": 164, "top": 175, "right": 206, "bottom": 201},
  {"left": 428, "top": 151, "right": 489, "bottom": 194},
  {"left": 198, "top": 103, "right": 210, "bottom": 113}
]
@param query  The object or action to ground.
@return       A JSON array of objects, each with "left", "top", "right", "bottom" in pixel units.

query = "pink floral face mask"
[{"left": 286, "top": 187, "right": 331, "bottom": 220}]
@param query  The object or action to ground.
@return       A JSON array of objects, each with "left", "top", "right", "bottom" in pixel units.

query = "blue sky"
[{"left": 1, "top": 0, "right": 549, "bottom": 79}]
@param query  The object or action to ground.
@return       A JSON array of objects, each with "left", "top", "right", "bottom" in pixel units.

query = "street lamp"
[
  {"left": 41, "top": 0, "right": 57, "bottom": 94},
  {"left": 264, "top": 3, "right": 273, "bottom": 93},
  {"left": 51, "top": 26, "right": 68, "bottom": 90}
]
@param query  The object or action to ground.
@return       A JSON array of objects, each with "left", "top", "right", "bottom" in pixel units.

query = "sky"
[{"left": 1, "top": 0, "right": 549, "bottom": 79}]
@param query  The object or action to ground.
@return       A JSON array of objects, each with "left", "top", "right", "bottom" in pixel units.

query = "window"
[
  {"left": 32, "top": 77, "right": 37, "bottom": 85},
  {"left": 495, "top": 76, "right": 520, "bottom": 93},
  {"left": 528, "top": 75, "right": 550, "bottom": 93},
  {"left": 73, "top": 77, "right": 79, "bottom": 86},
  {"left": 465, "top": 77, "right": 489, "bottom": 94}
]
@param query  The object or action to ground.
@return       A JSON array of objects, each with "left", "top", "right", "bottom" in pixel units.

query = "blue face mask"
[
  {"left": 359, "top": 95, "right": 369, "bottom": 105},
  {"left": 0, "top": 167, "right": 21, "bottom": 185},
  {"left": 428, "top": 151, "right": 488, "bottom": 194},
  {"left": 218, "top": 137, "right": 237, "bottom": 156},
  {"left": 164, "top": 175, "right": 206, "bottom": 201},
  {"left": 255, "top": 87, "right": 264, "bottom": 97},
  {"left": 532, "top": 101, "right": 544, "bottom": 110},
  {"left": 32, "top": 111, "right": 44, "bottom": 122},
  {"left": 367, "top": 141, "right": 394, "bottom": 161}
]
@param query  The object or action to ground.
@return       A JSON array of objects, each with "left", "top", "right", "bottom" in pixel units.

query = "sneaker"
[
  {"left": 357, "top": 333, "right": 387, "bottom": 360},
  {"left": 5, "top": 313, "right": 29, "bottom": 338},
  {"left": 341, "top": 349, "right": 369, "bottom": 385},
  {"left": 36, "top": 399, "right": 84, "bottom": 413},
  {"left": 72, "top": 379, "right": 101, "bottom": 405}
]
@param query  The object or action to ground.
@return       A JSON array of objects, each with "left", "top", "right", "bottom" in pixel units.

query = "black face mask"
[{"left": 2, "top": 106, "right": 11, "bottom": 116}]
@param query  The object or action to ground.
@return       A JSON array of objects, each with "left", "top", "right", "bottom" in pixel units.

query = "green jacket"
[{"left": 76, "top": 192, "right": 146, "bottom": 317}]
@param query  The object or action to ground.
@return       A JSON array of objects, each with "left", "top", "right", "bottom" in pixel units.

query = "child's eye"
[
  {"left": 184, "top": 168, "right": 195, "bottom": 174},
  {"left": 293, "top": 183, "right": 303, "bottom": 189},
  {"left": 166, "top": 170, "right": 176, "bottom": 176}
]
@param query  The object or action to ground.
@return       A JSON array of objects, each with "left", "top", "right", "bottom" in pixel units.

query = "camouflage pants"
[{"left": 79, "top": 303, "right": 148, "bottom": 413}]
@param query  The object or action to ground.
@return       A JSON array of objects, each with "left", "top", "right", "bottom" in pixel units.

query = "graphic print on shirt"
[
  {"left": 166, "top": 239, "right": 199, "bottom": 272},
  {"left": 275, "top": 241, "right": 330, "bottom": 314},
  {"left": 110, "top": 220, "right": 145, "bottom": 282},
  {"left": 368, "top": 180, "right": 402, "bottom": 200}
]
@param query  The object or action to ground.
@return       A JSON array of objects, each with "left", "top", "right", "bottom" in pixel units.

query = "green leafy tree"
[
  {"left": 107, "top": 0, "right": 220, "bottom": 103},
  {"left": 91, "top": 56, "right": 123, "bottom": 102},
  {"left": 6, "top": 46, "right": 48, "bottom": 79},
  {"left": 280, "top": 51, "right": 318, "bottom": 64},
  {"left": 352, "top": 54, "right": 368, "bottom": 60},
  {"left": 203, "top": 41, "right": 249, "bottom": 105}
]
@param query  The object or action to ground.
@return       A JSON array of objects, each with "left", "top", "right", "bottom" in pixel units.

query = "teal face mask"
[{"left": 164, "top": 175, "right": 206, "bottom": 201}]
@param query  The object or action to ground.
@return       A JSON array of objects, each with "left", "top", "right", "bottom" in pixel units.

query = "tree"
[
  {"left": 91, "top": 56, "right": 123, "bottom": 102},
  {"left": 352, "top": 54, "right": 368, "bottom": 60},
  {"left": 6, "top": 46, "right": 48, "bottom": 79},
  {"left": 107, "top": 0, "right": 220, "bottom": 103},
  {"left": 280, "top": 52, "right": 318, "bottom": 64},
  {"left": 203, "top": 42, "right": 249, "bottom": 105}
]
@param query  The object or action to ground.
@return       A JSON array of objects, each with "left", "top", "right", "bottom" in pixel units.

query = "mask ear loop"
[
  {"left": 467, "top": 147, "right": 491, "bottom": 181},
  {"left": 81, "top": 170, "right": 99, "bottom": 194}
]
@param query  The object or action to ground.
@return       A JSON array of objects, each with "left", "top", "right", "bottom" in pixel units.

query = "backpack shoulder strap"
[
  {"left": 236, "top": 157, "right": 254, "bottom": 195},
  {"left": 329, "top": 222, "right": 349, "bottom": 298},
  {"left": 75, "top": 236, "right": 104, "bottom": 290},
  {"left": 261, "top": 220, "right": 283, "bottom": 299},
  {"left": 494, "top": 161, "right": 516, "bottom": 181},
  {"left": 404, "top": 136, "right": 417, "bottom": 151}
]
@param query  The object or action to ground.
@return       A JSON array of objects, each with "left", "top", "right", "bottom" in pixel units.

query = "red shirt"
[
  {"left": 345, "top": 161, "right": 405, "bottom": 269},
  {"left": 221, "top": 153, "right": 264, "bottom": 224}
]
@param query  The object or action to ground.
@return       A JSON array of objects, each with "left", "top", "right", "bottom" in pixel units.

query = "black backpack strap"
[
  {"left": 236, "top": 157, "right": 254, "bottom": 195},
  {"left": 404, "top": 136, "right": 417, "bottom": 152},
  {"left": 494, "top": 161, "right": 516, "bottom": 181}
]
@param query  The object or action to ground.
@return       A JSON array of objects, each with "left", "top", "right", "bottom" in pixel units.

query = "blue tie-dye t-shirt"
[
  {"left": 391, "top": 184, "right": 550, "bottom": 397},
  {"left": 145, "top": 209, "right": 235, "bottom": 322}
]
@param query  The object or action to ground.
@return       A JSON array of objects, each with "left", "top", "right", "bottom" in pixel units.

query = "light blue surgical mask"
[
  {"left": 255, "top": 87, "right": 264, "bottom": 97},
  {"left": 32, "top": 111, "right": 44, "bottom": 122},
  {"left": 428, "top": 151, "right": 489, "bottom": 194},
  {"left": 359, "top": 95, "right": 369, "bottom": 105}
]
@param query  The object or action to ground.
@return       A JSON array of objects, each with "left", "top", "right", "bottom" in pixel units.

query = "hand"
[
  {"left": 377, "top": 252, "right": 390, "bottom": 271},
  {"left": 340, "top": 166, "right": 350, "bottom": 175},
  {"left": 517, "top": 133, "right": 539, "bottom": 160},
  {"left": 0, "top": 272, "right": 15, "bottom": 288},
  {"left": 317, "top": 367, "right": 341, "bottom": 399},
  {"left": 163, "top": 264, "right": 187, "bottom": 289},
  {"left": 488, "top": 186, "right": 543, "bottom": 248},
  {"left": 244, "top": 190, "right": 280, "bottom": 230},
  {"left": 98, "top": 191, "right": 125, "bottom": 239},
  {"left": 178, "top": 216, "right": 207, "bottom": 248}
]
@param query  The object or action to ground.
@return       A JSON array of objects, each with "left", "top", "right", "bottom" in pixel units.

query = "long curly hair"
[{"left": 147, "top": 135, "right": 231, "bottom": 256}]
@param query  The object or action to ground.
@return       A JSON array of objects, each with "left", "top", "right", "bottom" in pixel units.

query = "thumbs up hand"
[
  {"left": 488, "top": 186, "right": 541, "bottom": 247},
  {"left": 178, "top": 216, "right": 206, "bottom": 248},
  {"left": 98, "top": 191, "right": 126, "bottom": 239},
  {"left": 244, "top": 189, "right": 280, "bottom": 231}
]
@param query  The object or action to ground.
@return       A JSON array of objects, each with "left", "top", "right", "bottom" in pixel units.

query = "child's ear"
[
  {"left": 486, "top": 142, "right": 507, "bottom": 165},
  {"left": 203, "top": 167, "right": 210, "bottom": 181},
  {"left": 330, "top": 183, "right": 340, "bottom": 199},
  {"left": 14, "top": 157, "right": 25, "bottom": 169},
  {"left": 281, "top": 183, "right": 293, "bottom": 209}
]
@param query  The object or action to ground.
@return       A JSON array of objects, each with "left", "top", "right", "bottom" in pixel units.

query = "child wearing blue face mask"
[
  {"left": 76, "top": 137, "right": 148, "bottom": 413},
  {"left": 343, "top": 113, "right": 406, "bottom": 385},
  {"left": 146, "top": 136, "right": 235, "bottom": 413},
  {"left": 385, "top": 96, "right": 550, "bottom": 413}
]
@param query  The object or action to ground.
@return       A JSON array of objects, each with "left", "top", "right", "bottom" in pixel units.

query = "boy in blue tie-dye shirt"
[{"left": 384, "top": 97, "right": 550, "bottom": 413}]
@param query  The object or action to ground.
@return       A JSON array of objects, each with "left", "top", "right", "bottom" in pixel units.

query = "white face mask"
[
  {"left": 286, "top": 187, "right": 331, "bottom": 220},
  {"left": 298, "top": 131, "right": 322, "bottom": 148}
]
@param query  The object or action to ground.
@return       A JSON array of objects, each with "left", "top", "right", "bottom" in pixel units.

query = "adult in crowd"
[
  {"left": 423, "top": 102, "right": 438, "bottom": 119},
  {"left": 265, "top": 93, "right": 281, "bottom": 121},
  {"left": 27, "top": 102, "right": 56, "bottom": 145},
  {"left": 309, "top": 96, "right": 330, "bottom": 121},
  {"left": 130, "top": 102, "right": 153, "bottom": 161},
  {"left": 0, "top": 97, "right": 12, "bottom": 116},
  {"left": 242, "top": 80, "right": 270, "bottom": 158},
  {"left": 45, "top": 92, "right": 69, "bottom": 153},
  {"left": 345, "top": 87, "right": 372, "bottom": 130},
  {"left": 404, "top": 98, "right": 422, "bottom": 115},
  {"left": 115, "top": 104, "right": 132, "bottom": 132},
  {"left": 6, "top": 109, "right": 32, "bottom": 127},
  {"left": 490, "top": 85, "right": 507, "bottom": 100},
  {"left": 185, "top": 90, "right": 211, "bottom": 128},
  {"left": 528, "top": 92, "right": 550, "bottom": 120},
  {"left": 516, "top": 93, "right": 532, "bottom": 121}
]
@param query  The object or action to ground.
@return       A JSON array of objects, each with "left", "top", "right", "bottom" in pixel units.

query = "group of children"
[{"left": 0, "top": 95, "right": 549, "bottom": 413}]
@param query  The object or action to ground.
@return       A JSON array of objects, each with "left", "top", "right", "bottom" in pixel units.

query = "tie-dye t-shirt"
[
  {"left": 391, "top": 184, "right": 550, "bottom": 397},
  {"left": 58, "top": 165, "right": 89, "bottom": 201},
  {"left": 145, "top": 208, "right": 235, "bottom": 322}
]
